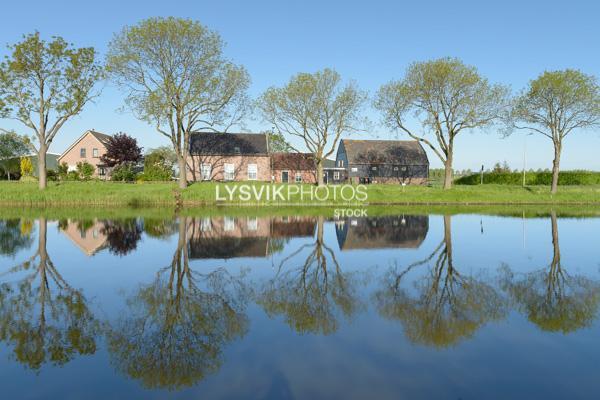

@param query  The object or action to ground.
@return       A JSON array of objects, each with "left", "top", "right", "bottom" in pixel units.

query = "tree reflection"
[
  {"left": 0, "top": 218, "right": 98, "bottom": 370},
  {"left": 107, "top": 217, "right": 250, "bottom": 390},
  {"left": 374, "top": 215, "right": 506, "bottom": 347},
  {"left": 258, "top": 217, "right": 361, "bottom": 335},
  {"left": 501, "top": 211, "right": 600, "bottom": 333},
  {"left": 0, "top": 219, "right": 34, "bottom": 256},
  {"left": 101, "top": 218, "right": 143, "bottom": 256}
]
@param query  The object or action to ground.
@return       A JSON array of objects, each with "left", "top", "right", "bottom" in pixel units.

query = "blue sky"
[{"left": 1, "top": 0, "right": 599, "bottom": 170}]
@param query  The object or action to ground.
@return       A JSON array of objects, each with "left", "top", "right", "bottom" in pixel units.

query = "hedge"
[{"left": 455, "top": 171, "right": 600, "bottom": 186}]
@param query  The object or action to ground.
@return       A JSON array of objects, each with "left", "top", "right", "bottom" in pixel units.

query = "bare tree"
[
  {"left": 259, "top": 68, "right": 365, "bottom": 185},
  {"left": 106, "top": 17, "right": 251, "bottom": 188},
  {"left": 0, "top": 33, "right": 103, "bottom": 189},
  {"left": 375, "top": 57, "right": 509, "bottom": 189},
  {"left": 511, "top": 70, "right": 600, "bottom": 193}
]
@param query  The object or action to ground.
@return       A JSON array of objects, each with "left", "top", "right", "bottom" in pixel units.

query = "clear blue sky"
[{"left": 1, "top": 0, "right": 599, "bottom": 170}]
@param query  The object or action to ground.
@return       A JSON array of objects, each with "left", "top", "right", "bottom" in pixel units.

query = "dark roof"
[
  {"left": 336, "top": 215, "right": 429, "bottom": 250},
  {"left": 272, "top": 153, "right": 315, "bottom": 170},
  {"left": 341, "top": 139, "right": 429, "bottom": 165},
  {"left": 89, "top": 130, "right": 112, "bottom": 146},
  {"left": 189, "top": 132, "right": 268, "bottom": 156},
  {"left": 322, "top": 159, "right": 337, "bottom": 169}
]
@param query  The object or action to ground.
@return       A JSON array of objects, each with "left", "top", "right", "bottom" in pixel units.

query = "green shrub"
[
  {"left": 455, "top": 170, "right": 600, "bottom": 186},
  {"left": 67, "top": 170, "right": 80, "bottom": 181},
  {"left": 46, "top": 169, "right": 58, "bottom": 181},
  {"left": 143, "top": 148, "right": 175, "bottom": 181},
  {"left": 57, "top": 162, "right": 69, "bottom": 181},
  {"left": 76, "top": 161, "right": 95, "bottom": 181},
  {"left": 111, "top": 164, "right": 137, "bottom": 182}
]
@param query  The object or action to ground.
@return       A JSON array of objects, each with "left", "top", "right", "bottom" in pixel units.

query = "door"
[{"left": 281, "top": 171, "right": 289, "bottom": 183}]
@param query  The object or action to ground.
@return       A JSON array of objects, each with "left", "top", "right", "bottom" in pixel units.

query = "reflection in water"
[
  {"left": 0, "top": 219, "right": 34, "bottom": 256},
  {"left": 336, "top": 215, "right": 429, "bottom": 250},
  {"left": 0, "top": 218, "right": 97, "bottom": 370},
  {"left": 58, "top": 218, "right": 144, "bottom": 256},
  {"left": 375, "top": 215, "right": 507, "bottom": 347},
  {"left": 107, "top": 218, "right": 250, "bottom": 390},
  {"left": 501, "top": 212, "right": 600, "bottom": 333},
  {"left": 258, "top": 217, "right": 362, "bottom": 335}
]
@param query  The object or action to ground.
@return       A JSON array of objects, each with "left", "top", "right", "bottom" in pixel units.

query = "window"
[
  {"left": 351, "top": 167, "right": 358, "bottom": 172},
  {"left": 201, "top": 163, "right": 212, "bottom": 180},
  {"left": 333, "top": 171, "right": 340, "bottom": 180},
  {"left": 224, "top": 217, "right": 235, "bottom": 231},
  {"left": 201, "top": 218, "right": 212, "bottom": 232},
  {"left": 247, "top": 217, "right": 258, "bottom": 231},
  {"left": 93, "top": 229, "right": 99, "bottom": 238},
  {"left": 92, "top": 148, "right": 99, "bottom": 158},
  {"left": 224, "top": 163, "right": 235, "bottom": 180},
  {"left": 295, "top": 172, "right": 302, "bottom": 183},
  {"left": 393, "top": 166, "right": 399, "bottom": 171},
  {"left": 338, "top": 160, "right": 344, "bottom": 167},
  {"left": 80, "top": 148, "right": 86, "bottom": 158},
  {"left": 281, "top": 171, "right": 289, "bottom": 183},
  {"left": 234, "top": 146, "right": 241, "bottom": 154},
  {"left": 99, "top": 167, "right": 106, "bottom": 176},
  {"left": 371, "top": 166, "right": 378, "bottom": 171},
  {"left": 248, "top": 164, "right": 257, "bottom": 180},
  {"left": 401, "top": 166, "right": 407, "bottom": 172}
]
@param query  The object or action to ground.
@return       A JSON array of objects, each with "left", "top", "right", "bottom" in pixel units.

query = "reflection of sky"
[{"left": 0, "top": 214, "right": 600, "bottom": 399}]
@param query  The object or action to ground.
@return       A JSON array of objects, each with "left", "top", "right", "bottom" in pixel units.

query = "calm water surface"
[{"left": 1, "top": 211, "right": 600, "bottom": 399}]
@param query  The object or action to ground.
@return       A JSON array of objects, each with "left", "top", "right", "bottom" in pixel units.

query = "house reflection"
[
  {"left": 58, "top": 219, "right": 107, "bottom": 256},
  {"left": 187, "top": 216, "right": 317, "bottom": 259},
  {"left": 335, "top": 215, "right": 429, "bottom": 250}
]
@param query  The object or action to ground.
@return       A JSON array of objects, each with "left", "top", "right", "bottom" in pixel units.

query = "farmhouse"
[
  {"left": 271, "top": 152, "right": 317, "bottom": 183},
  {"left": 57, "top": 130, "right": 111, "bottom": 179},
  {"left": 336, "top": 139, "right": 429, "bottom": 184},
  {"left": 188, "top": 132, "right": 270, "bottom": 182},
  {"left": 335, "top": 215, "right": 429, "bottom": 250}
]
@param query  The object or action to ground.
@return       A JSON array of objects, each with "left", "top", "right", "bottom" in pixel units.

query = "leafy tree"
[
  {"left": 76, "top": 161, "right": 95, "bottom": 180},
  {"left": 57, "top": 162, "right": 69, "bottom": 180},
  {"left": 0, "top": 218, "right": 98, "bottom": 370},
  {"left": 20, "top": 156, "right": 33, "bottom": 177},
  {"left": 375, "top": 57, "right": 510, "bottom": 189},
  {"left": 511, "top": 70, "right": 600, "bottom": 193},
  {"left": 106, "top": 218, "right": 249, "bottom": 389},
  {"left": 143, "top": 146, "right": 176, "bottom": 181},
  {"left": 110, "top": 163, "right": 137, "bottom": 182},
  {"left": 99, "top": 132, "right": 142, "bottom": 168},
  {"left": 374, "top": 215, "right": 507, "bottom": 347},
  {"left": 0, "top": 131, "right": 29, "bottom": 180},
  {"left": 501, "top": 212, "right": 600, "bottom": 332},
  {"left": 0, "top": 32, "right": 103, "bottom": 189},
  {"left": 101, "top": 218, "right": 143, "bottom": 256},
  {"left": 259, "top": 68, "right": 365, "bottom": 185},
  {"left": 257, "top": 217, "right": 362, "bottom": 334},
  {"left": 107, "top": 17, "right": 250, "bottom": 189},
  {"left": 267, "top": 130, "right": 293, "bottom": 153}
]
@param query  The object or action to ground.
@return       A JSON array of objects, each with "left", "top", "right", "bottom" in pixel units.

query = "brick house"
[
  {"left": 271, "top": 152, "right": 317, "bottom": 183},
  {"left": 187, "top": 132, "right": 270, "bottom": 182},
  {"left": 336, "top": 139, "right": 429, "bottom": 184},
  {"left": 57, "top": 130, "right": 111, "bottom": 179}
]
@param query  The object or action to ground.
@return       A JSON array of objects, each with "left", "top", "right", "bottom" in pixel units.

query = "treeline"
[
  {"left": 1, "top": 17, "right": 599, "bottom": 192},
  {"left": 455, "top": 170, "right": 600, "bottom": 186}
]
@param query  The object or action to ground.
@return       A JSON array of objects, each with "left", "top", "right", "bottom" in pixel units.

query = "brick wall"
[
  {"left": 187, "top": 155, "right": 271, "bottom": 181},
  {"left": 57, "top": 133, "right": 108, "bottom": 178}
]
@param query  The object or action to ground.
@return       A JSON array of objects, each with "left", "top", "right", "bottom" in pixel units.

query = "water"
[{"left": 1, "top": 210, "right": 600, "bottom": 399}]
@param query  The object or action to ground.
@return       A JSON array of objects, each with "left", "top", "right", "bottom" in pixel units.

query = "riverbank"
[{"left": 1, "top": 181, "right": 600, "bottom": 207}]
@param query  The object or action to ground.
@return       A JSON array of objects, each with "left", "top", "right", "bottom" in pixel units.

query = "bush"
[
  {"left": 57, "top": 162, "right": 69, "bottom": 181},
  {"left": 76, "top": 161, "right": 95, "bottom": 181},
  {"left": 143, "top": 147, "right": 175, "bottom": 181},
  {"left": 455, "top": 170, "right": 600, "bottom": 186},
  {"left": 111, "top": 164, "right": 137, "bottom": 182},
  {"left": 20, "top": 157, "right": 33, "bottom": 177},
  {"left": 46, "top": 169, "right": 58, "bottom": 181},
  {"left": 67, "top": 171, "right": 80, "bottom": 181}
]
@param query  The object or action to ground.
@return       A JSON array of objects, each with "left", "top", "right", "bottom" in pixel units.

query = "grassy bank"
[{"left": 1, "top": 181, "right": 600, "bottom": 207}]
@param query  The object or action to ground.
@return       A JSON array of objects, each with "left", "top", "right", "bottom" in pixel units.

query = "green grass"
[
  {"left": 2, "top": 181, "right": 600, "bottom": 207},
  {"left": 455, "top": 170, "right": 600, "bottom": 186}
]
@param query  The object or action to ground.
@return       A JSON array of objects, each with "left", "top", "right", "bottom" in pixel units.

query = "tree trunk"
[
  {"left": 443, "top": 156, "right": 453, "bottom": 190},
  {"left": 550, "top": 210, "right": 560, "bottom": 266},
  {"left": 316, "top": 159, "right": 324, "bottom": 186},
  {"left": 178, "top": 154, "right": 187, "bottom": 189},
  {"left": 551, "top": 142, "right": 561, "bottom": 194},
  {"left": 38, "top": 145, "right": 47, "bottom": 189},
  {"left": 443, "top": 214, "right": 452, "bottom": 266}
]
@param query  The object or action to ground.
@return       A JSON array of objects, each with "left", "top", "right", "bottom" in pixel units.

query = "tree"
[
  {"left": 143, "top": 146, "right": 176, "bottom": 181},
  {"left": 0, "top": 32, "right": 103, "bottom": 189},
  {"left": 107, "top": 17, "right": 250, "bottom": 189},
  {"left": 20, "top": 156, "right": 33, "bottom": 177},
  {"left": 374, "top": 215, "right": 507, "bottom": 347},
  {"left": 0, "top": 131, "right": 29, "bottom": 180},
  {"left": 266, "top": 130, "right": 293, "bottom": 153},
  {"left": 76, "top": 161, "right": 95, "bottom": 180},
  {"left": 99, "top": 132, "right": 142, "bottom": 168},
  {"left": 511, "top": 70, "right": 600, "bottom": 193},
  {"left": 500, "top": 212, "right": 600, "bottom": 332},
  {"left": 375, "top": 57, "right": 510, "bottom": 189},
  {"left": 259, "top": 68, "right": 365, "bottom": 186}
]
